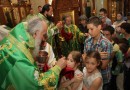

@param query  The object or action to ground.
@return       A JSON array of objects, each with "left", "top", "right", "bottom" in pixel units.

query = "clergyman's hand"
[
  {"left": 56, "top": 21, "right": 63, "bottom": 30},
  {"left": 56, "top": 57, "right": 67, "bottom": 69}
]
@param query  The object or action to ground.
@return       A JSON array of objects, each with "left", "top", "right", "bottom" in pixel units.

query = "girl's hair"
[
  {"left": 69, "top": 51, "right": 83, "bottom": 70},
  {"left": 86, "top": 51, "right": 102, "bottom": 69},
  {"left": 70, "top": 51, "right": 82, "bottom": 63}
]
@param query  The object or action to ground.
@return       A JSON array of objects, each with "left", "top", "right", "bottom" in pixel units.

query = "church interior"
[
  {"left": 0, "top": 0, "right": 130, "bottom": 27},
  {"left": 1, "top": 0, "right": 130, "bottom": 90}
]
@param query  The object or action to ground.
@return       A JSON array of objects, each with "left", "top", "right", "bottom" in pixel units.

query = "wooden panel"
[
  {"left": 0, "top": 7, "right": 6, "bottom": 25},
  {"left": 0, "top": 0, "right": 31, "bottom": 27}
]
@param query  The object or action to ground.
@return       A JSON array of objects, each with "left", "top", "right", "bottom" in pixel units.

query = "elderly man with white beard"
[{"left": 0, "top": 17, "right": 67, "bottom": 90}]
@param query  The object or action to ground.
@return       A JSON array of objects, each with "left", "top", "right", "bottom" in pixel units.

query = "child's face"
[
  {"left": 117, "top": 14, "right": 122, "bottom": 21},
  {"left": 80, "top": 20, "right": 86, "bottom": 25},
  {"left": 103, "top": 30, "right": 112, "bottom": 41},
  {"left": 87, "top": 23, "right": 101, "bottom": 38},
  {"left": 67, "top": 54, "right": 76, "bottom": 69},
  {"left": 85, "top": 57, "right": 99, "bottom": 73},
  {"left": 120, "top": 28, "right": 125, "bottom": 34}
]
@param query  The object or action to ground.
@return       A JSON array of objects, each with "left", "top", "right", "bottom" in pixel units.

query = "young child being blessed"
[
  {"left": 58, "top": 51, "right": 83, "bottom": 90},
  {"left": 37, "top": 50, "right": 49, "bottom": 72},
  {"left": 83, "top": 51, "right": 103, "bottom": 90}
]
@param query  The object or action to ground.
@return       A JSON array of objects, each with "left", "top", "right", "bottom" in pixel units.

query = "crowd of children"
[{"left": 34, "top": 5, "right": 130, "bottom": 90}]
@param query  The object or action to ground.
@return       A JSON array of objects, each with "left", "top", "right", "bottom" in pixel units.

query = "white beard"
[{"left": 32, "top": 38, "right": 42, "bottom": 58}]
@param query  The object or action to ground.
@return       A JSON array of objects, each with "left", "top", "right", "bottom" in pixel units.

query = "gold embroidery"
[
  {"left": 38, "top": 72, "right": 56, "bottom": 90},
  {"left": 8, "top": 34, "right": 34, "bottom": 64},
  {"left": 0, "top": 48, "right": 17, "bottom": 64},
  {"left": 0, "top": 54, "right": 9, "bottom": 64}
]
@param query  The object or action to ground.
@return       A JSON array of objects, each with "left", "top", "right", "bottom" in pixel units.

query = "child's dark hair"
[
  {"left": 70, "top": 51, "right": 82, "bottom": 63},
  {"left": 118, "top": 38, "right": 129, "bottom": 54},
  {"left": 103, "top": 26, "right": 115, "bottom": 35},
  {"left": 87, "top": 16, "right": 102, "bottom": 26},
  {"left": 120, "top": 23, "right": 130, "bottom": 34},
  {"left": 100, "top": 8, "right": 107, "bottom": 14},
  {"left": 38, "top": 6, "right": 42, "bottom": 8},
  {"left": 112, "top": 37, "right": 119, "bottom": 44},
  {"left": 86, "top": 51, "right": 102, "bottom": 69},
  {"left": 69, "top": 51, "right": 83, "bottom": 70},
  {"left": 117, "top": 12, "right": 123, "bottom": 16}
]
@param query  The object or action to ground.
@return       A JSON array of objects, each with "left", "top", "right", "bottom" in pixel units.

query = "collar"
[
  {"left": 90, "top": 33, "right": 103, "bottom": 45},
  {"left": 65, "top": 24, "right": 73, "bottom": 28}
]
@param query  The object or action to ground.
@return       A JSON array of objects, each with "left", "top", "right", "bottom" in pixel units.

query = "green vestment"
[
  {"left": 59, "top": 24, "right": 85, "bottom": 57},
  {"left": 25, "top": 14, "right": 36, "bottom": 21},
  {"left": 0, "top": 22, "right": 61, "bottom": 90}
]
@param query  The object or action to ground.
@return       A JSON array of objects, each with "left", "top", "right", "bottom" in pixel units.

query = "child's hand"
[
  {"left": 100, "top": 52, "right": 108, "bottom": 60},
  {"left": 73, "top": 74, "right": 83, "bottom": 83}
]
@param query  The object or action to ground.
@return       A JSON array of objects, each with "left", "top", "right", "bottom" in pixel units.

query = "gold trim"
[{"left": 8, "top": 34, "right": 34, "bottom": 64}]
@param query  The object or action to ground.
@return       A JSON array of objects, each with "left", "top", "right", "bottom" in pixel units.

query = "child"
[
  {"left": 84, "top": 16, "right": 113, "bottom": 89},
  {"left": 40, "top": 33, "right": 56, "bottom": 67},
  {"left": 83, "top": 51, "right": 103, "bottom": 90},
  {"left": 103, "top": 26, "right": 123, "bottom": 90},
  {"left": 36, "top": 50, "right": 50, "bottom": 72},
  {"left": 58, "top": 51, "right": 83, "bottom": 90},
  {"left": 118, "top": 38, "right": 130, "bottom": 90}
]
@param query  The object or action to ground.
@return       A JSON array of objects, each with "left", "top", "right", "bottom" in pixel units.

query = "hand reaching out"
[{"left": 56, "top": 57, "right": 67, "bottom": 69}]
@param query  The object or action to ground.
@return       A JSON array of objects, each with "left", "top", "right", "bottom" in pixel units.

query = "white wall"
[{"left": 30, "top": 0, "right": 45, "bottom": 14}]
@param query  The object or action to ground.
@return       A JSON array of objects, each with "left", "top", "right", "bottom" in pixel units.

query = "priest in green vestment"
[
  {"left": 25, "top": 8, "right": 36, "bottom": 21},
  {"left": 58, "top": 15, "right": 86, "bottom": 57},
  {"left": 37, "top": 4, "right": 63, "bottom": 59},
  {"left": 0, "top": 17, "right": 66, "bottom": 90}
]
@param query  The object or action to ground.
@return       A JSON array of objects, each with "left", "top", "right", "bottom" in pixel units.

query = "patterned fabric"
[
  {"left": 59, "top": 24, "right": 85, "bottom": 57},
  {"left": 84, "top": 34, "right": 113, "bottom": 84},
  {"left": 84, "top": 34, "right": 113, "bottom": 60},
  {"left": 0, "top": 22, "right": 61, "bottom": 90}
]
